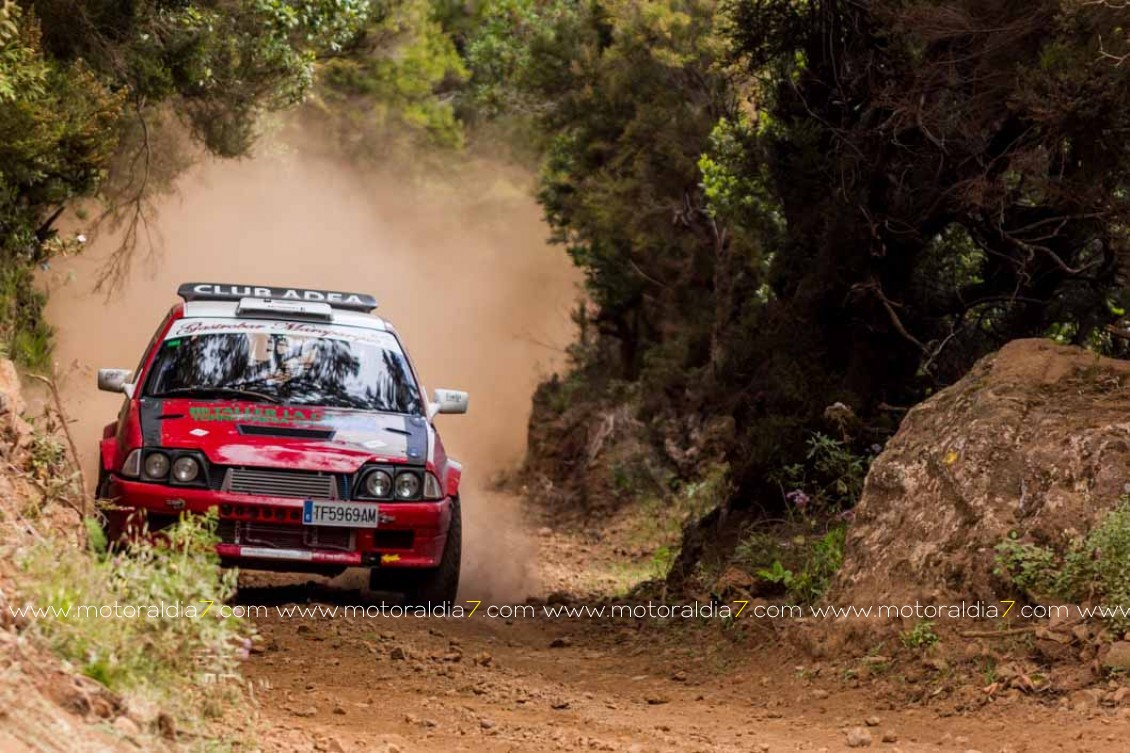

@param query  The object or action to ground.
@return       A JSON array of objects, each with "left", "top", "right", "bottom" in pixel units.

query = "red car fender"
[
  {"left": 444, "top": 459, "right": 463, "bottom": 499},
  {"left": 99, "top": 437, "right": 118, "bottom": 474}
]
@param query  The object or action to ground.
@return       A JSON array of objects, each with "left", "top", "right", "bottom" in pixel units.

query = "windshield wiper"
[{"left": 154, "top": 386, "right": 280, "bottom": 404}]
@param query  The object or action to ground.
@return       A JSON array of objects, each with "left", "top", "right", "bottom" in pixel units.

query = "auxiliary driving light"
[
  {"left": 394, "top": 472, "right": 421, "bottom": 500},
  {"left": 143, "top": 452, "right": 170, "bottom": 479},
  {"left": 365, "top": 469, "right": 393, "bottom": 498},
  {"left": 172, "top": 456, "right": 201, "bottom": 483}
]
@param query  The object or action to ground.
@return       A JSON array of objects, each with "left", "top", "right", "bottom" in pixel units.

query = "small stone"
[
  {"left": 671, "top": 671, "right": 688, "bottom": 682},
  {"left": 390, "top": 646, "right": 408, "bottom": 661},
  {"left": 321, "top": 738, "right": 346, "bottom": 753},
  {"left": 812, "top": 689, "right": 829, "bottom": 700},
  {"left": 112, "top": 716, "right": 141, "bottom": 738},
  {"left": 156, "top": 712, "right": 176, "bottom": 741},
  {"left": 291, "top": 706, "right": 317, "bottom": 718},
  {"left": 480, "top": 718, "right": 495, "bottom": 729},
  {"left": 1104, "top": 642, "right": 1130, "bottom": 671},
  {"left": 538, "top": 526, "right": 553, "bottom": 536},
  {"left": 645, "top": 695, "right": 670, "bottom": 705},
  {"left": 846, "top": 727, "right": 872, "bottom": 748},
  {"left": 550, "top": 637, "right": 572, "bottom": 648},
  {"left": 551, "top": 699, "right": 570, "bottom": 710},
  {"left": 865, "top": 716, "right": 881, "bottom": 727},
  {"left": 333, "top": 703, "right": 347, "bottom": 715},
  {"left": 881, "top": 730, "right": 898, "bottom": 743}
]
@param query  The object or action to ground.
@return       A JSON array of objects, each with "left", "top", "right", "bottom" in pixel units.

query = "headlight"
[
  {"left": 121, "top": 449, "right": 142, "bottom": 478},
  {"left": 364, "top": 469, "right": 392, "bottom": 498},
  {"left": 423, "top": 472, "right": 442, "bottom": 500},
  {"left": 144, "top": 452, "right": 170, "bottom": 479},
  {"left": 172, "top": 456, "right": 201, "bottom": 483},
  {"left": 394, "top": 472, "right": 421, "bottom": 500}
]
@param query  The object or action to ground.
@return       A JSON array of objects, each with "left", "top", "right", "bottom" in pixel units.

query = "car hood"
[{"left": 139, "top": 398, "right": 429, "bottom": 473}]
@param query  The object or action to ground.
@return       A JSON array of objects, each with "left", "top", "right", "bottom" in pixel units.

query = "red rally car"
[{"left": 96, "top": 283, "right": 469, "bottom": 604}]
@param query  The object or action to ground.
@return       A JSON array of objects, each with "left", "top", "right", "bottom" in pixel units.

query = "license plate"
[{"left": 302, "top": 500, "right": 378, "bottom": 528}]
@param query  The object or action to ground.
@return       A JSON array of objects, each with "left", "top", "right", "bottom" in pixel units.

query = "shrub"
[
  {"left": 736, "top": 525, "right": 846, "bottom": 604},
  {"left": 770, "top": 433, "right": 873, "bottom": 515},
  {"left": 901, "top": 620, "right": 939, "bottom": 650},
  {"left": 995, "top": 501, "right": 1130, "bottom": 632},
  {"left": 12, "top": 510, "right": 251, "bottom": 712}
]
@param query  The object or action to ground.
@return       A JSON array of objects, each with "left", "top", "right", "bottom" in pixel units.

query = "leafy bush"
[
  {"left": 769, "top": 433, "right": 873, "bottom": 515},
  {"left": 995, "top": 502, "right": 1130, "bottom": 631},
  {"left": 901, "top": 620, "right": 939, "bottom": 650},
  {"left": 24, "top": 419, "right": 79, "bottom": 511},
  {"left": 13, "top": 510, "right": 251, "bottom": 709},
  {"left": 735, "top": 525, "right": 846, "bottom": 604}
]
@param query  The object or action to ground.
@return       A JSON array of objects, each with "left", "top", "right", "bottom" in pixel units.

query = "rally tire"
[
  {"left": 380, "top": 499, "right": 461, "bottom": 609},
  {"left": 93, "top": 463, "right": 116, "bottom": 552}
]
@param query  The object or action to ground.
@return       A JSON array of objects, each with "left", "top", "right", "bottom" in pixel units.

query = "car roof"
[{"left": 180, "top": 300, "right": 394, "bottom": 333}]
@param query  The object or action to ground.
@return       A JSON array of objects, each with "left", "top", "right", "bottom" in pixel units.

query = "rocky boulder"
[{"left": 836, "top": 338, "right": 1130, "bottom": 606}]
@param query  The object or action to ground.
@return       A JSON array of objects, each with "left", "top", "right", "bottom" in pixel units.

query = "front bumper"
[{"left": 106, "top": 476, "right": 452, "bottom": 569}]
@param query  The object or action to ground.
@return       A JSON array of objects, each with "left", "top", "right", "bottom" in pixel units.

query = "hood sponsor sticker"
[
  {"left": 188, "top": 405, "right": 326, "bottom": 424},
  {"left": 189, "top": 428, "right": 209, "bottom": 437}
]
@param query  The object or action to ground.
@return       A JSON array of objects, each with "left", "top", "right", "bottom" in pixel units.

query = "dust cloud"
[{"left": 41, "top": 143, "right": 579, "bottom": 601}]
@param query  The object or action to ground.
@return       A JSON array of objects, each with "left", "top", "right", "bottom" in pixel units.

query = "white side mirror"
[
  {"left": 428, "top": 389, "right": 468, "bottom": 419},
  {"left": 98, "top": 368, "right": 134, "bottom": 397}
]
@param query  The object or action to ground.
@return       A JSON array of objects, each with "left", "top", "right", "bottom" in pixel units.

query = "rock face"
[{"left": 836, "top": 338, "right": 1130, "bottom": 606}]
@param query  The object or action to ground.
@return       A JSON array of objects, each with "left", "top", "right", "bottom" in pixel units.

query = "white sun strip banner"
[{"left": 164, "top": 318, "right": 399, "bottom": 349}]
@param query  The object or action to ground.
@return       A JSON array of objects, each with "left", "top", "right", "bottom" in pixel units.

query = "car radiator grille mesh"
[
  {"left": 217, "top": 520, "right": 353, "bottom": 551},
  {"left": 223, "top": 468, "right": 338, "bottom": 499}
]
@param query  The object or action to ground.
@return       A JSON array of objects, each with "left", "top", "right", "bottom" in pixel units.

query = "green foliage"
[
  {"left": 994, "top": 534, "right": 1060, "bottom": 597},
  {"left": 0, "top": 264, "right": 52, "bottom": 370},
  {"left": 32, "top": 0, "right": 371, "bottom": 156},
  {"left": 901, "top": 620, "right": 939, "bottom": 650},
  {"left": 769, "top": 433, "right": 873, "bottom": 514},
  {"left": 995, "top": 502, "right": 1130, "bottom": 631},
  {"left": 15, "top": 510, "right": 251, "bottom": 702},
  {"left": 735, "top": 525, "right": 845, "bottom": 604},
  {"left": 463, "top": 0, "right": 580, "bottom": 118},
  {"left": 650, "top": 544, "right": 675, "bottom": 580},
  {"left": 0, "top": 0, "right": 373, "bottom": 363},
  {"left": 316, "top": 0, "right": 468, "bottom": 156},
  {"left": 24, "top": 420, "right": 77, "bottom": 510}
]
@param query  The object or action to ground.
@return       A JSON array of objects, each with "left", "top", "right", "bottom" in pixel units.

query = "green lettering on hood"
[{"left": 187, "top": 405, "right": 325, "bottom": 423}]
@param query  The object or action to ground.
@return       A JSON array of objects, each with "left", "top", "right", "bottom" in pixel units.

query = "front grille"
[
  {"left": 223, "top": 468, "right": 337, "bottom": 499},
  {"left": 217, "top": 520, "right": 353, "bottom": 551}
]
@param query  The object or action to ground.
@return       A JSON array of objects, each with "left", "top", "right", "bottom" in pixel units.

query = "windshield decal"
[{"left": 166, "top": 318, "right": 392, "bottom": 348}]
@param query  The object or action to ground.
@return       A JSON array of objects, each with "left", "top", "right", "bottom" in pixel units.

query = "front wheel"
[{"left": 373, "top": 500, "right": 461, "bottom": 608}]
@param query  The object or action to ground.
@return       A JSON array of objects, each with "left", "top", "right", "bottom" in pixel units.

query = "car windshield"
[{"left": 144, "top": 321, "right": 423, "bottom": 415}]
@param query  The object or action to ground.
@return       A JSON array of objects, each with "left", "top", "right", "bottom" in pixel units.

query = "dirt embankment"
[
  {"left": 838, "top": 338, "right": 1130, "bottom": 605},
  {"left": 0, "top": 361, "right": 148, "bottom": 752}
]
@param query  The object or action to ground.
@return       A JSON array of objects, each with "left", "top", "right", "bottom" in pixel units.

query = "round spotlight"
[
  {"left": 394, "top": 472, "right": 420, "bottom": 499},
  {"left": 143, "top": 452, "right": 170, "bottom": 479},
  {"left": 172, "top": 456, "right": 201, "bottom": 483},
  {"left": 365, "top": 470, "right": 393, "bottom": 498}
]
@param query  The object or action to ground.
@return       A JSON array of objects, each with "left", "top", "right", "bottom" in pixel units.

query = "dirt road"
[
  {"left": 42, "top": 147, "right": 1130, "bottom": 753},
  {"left": 240, "top": 508, "right": 1130, "bottom": 753}
]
